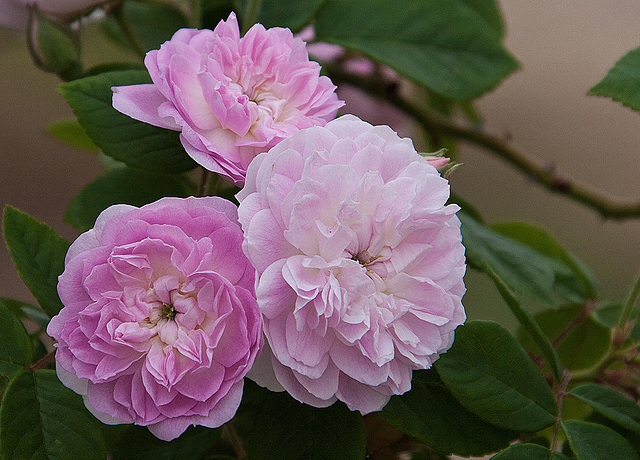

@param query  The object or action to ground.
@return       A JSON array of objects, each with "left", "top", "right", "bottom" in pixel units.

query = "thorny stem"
[
  {"left": 223, "top": 420, "right": 247, "bottom": 460},
  {"left": 242, "top": 0, "right": 263, "bottom": 34},
  {"left": 325, "top": 64, "right": 640, "bottom": 220}
]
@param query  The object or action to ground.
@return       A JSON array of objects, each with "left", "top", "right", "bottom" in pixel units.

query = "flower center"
[
  {"left": 352, "top": 250, "right": 380, "bottom": 266},
  {"left": 160, "top": 302, "right": 176, "bottom": 320}
]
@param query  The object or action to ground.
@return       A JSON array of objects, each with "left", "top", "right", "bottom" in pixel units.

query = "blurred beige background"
[{"left": 1, "top": 1, "right": 639, "bottom": 329}]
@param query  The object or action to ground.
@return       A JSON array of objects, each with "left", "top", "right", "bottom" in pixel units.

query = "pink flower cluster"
[
  {"left": 238, "top": 115, "right": 466, "bottom": 412},
  {"left": 50, "top": 12, "right": 465, "bottom": 440},
  {"left": 113, "top": 13, "right": 343, "bottom": 185},
  {"left": 47, "top": 197, "right": 262, "bottom": 440}
]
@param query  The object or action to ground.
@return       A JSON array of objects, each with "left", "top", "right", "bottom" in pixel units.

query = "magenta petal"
[
  {"left": 336, "top": 376, "right": 391, "bottom": 413},
  {"left": 293, "top": 362, "right": 340, "bottom": 401},
  {"left": 256, "top": 259, "right": 297, "bottom": 319},
  {"left": 112, "top": 84, "right": 181, "bottom": 131},
  {"left": 270, "top": 356, "right": 336, "bottom": 408},
  {"left": 49, "top": 196, "right": 262, "bottom": 440},
  {"left": 147, "top": 416, "right": 194, "bottom": 442},
  {"left": 86, "top": 380, "right": 134, "bottom": 423},
  {"left": 198, "top": 379, "right": 244, "bottom": 428},
  {"left": 173, "top": 361, "right": 224, "bottom": 402},
  {"left": 111, "top": 13, "right": 342, "bottom": 185}
]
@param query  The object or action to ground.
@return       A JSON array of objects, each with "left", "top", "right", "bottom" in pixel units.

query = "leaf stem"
[
  {"left": 549, "top": 370, "right": 571, "bottom": 454},
  {"left": 205, "top": 174, "right": 222, "bottom": 196},
  {"left": 242, "top": 0, "right": 262, "bottom": 33},
  {"left": 28, "top": 350, "right": 56, "bottom": 371},
  {"left": 325, "top": 64, "right": 640, "bottom": 219},
  {"left": 551, "top": 301, "right": 597, "bottom": 347},
  {"left": 618, "top": 270, "right": 640, "bottom": 329},
  {"left": 483, "top": 260, "right": 564, "bottom": 383},
  {"left": 189, "top": 0, "right": 202, "bottom": 28},
  {"left": 223, "top": 420, "right": 247, "bottom": 460},
  {"left": 198, "top": 168, "right": 212, "bottom": 197}
]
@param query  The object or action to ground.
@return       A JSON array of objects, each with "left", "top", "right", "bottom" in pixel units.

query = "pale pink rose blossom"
[
  {"left": 0, "top": 0, "right": 110, "bottom": 29},
  {"left": 237, "top": 115, "right": 466, "bottom": 413},
  {"left": 47, "top": 197, "right": 262, "bottom": 441},
  {"left": 112, "top": 13, "right": 344, "bottom": 186}
]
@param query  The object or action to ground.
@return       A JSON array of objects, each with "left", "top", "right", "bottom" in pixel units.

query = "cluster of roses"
[{"left": 47, "top": 13, "right": 467, "bottom": 441}]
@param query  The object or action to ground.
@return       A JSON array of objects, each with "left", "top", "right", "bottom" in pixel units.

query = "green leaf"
[
  {"left": 589, "top": 46, "right": 640, "bottom": 113},
  {"left": 0, "top": 370, "right": 106, "bottom": 460},
  {"left": 47, "top": 119, "right": 99, "bottom": 151},
  {"left": 110, "top": 424, "right": 221, "bottom": 460},
  {"left": 225, "top": 0, "right": 323, "bottom": 31},
  {"left": 0, "top": 374, "right": 9, "bottom": 399},
  {"left": 235, "top": 380, "right": 366, "bottom": 460},
  {"left": 0, "top": 298, "right": 49, "bottom": 330},
  {"left": 3, "top": 206, "right": 69, "bottom": 317},
  {"left": 256, "top": 0, "right": 326, "bottom": 31},
  {"left": 517, "top": 305, "right": 610, "bottom": 373},
  {"left": 491, "top": 222, "right": 599, "bottom": 300},
  {"left": 483, "top": 262, "right": 564, "bottom": 382},
  {"left": 27, "top": 7, "right": 82, "bottom": 80},
  {"left": 562, "top": 419, "right": 640, "bottom": 460},
  {"left": 491, "top": 443, "right": 570, "bottom": 460},
  {"left": 0, "top": 299, "right": 33, "bottom": 378},
  {"left": 584, "top": 411, "right": 640, "bottom": 453},
  {"left": 379, "top": 369, "right": 516, "bottom": 457},
  {"left": 59, "top": 70, "right": 198, "bottom": 174},
  {"left": 117, "top": 1, "right": 189, "bottom": 52},
  {"left": 594, "top": 302, "right": 640, "bottom": 342},
  {"left": 435, "top": 321, "right": 557, "bottom": 432},
  {"left": 315, "top": 0, "right": 519, "bottom": 100},
  {"left": 65, "top": 168, "right": 197, "bottom": 231},
  {"left": 570, "top": 384, "right": 640, "bottom": 434},
  {"left": 458, "top": 0, "right": 505, "bottom": 39},
  {"left": 460, "top": 213, "right": 588, "bottom": 307}
]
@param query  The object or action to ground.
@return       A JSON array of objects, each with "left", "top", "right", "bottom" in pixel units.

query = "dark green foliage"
[{"left": 3, "top": 206, "right": 69, "bottom": 317}]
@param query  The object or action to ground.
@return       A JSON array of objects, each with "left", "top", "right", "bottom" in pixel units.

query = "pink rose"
[
  {"left": 112, "top": 13, "right": 344, "bottom": 186},
  {"left": 0, "top": 0, "right": 109, "bottom": 29},
  {"left": 237, "top": 115, "right": 466, "bottom": 413},
  {"left": 47, "top": 197, "right": 262, "bottom": 441}
]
